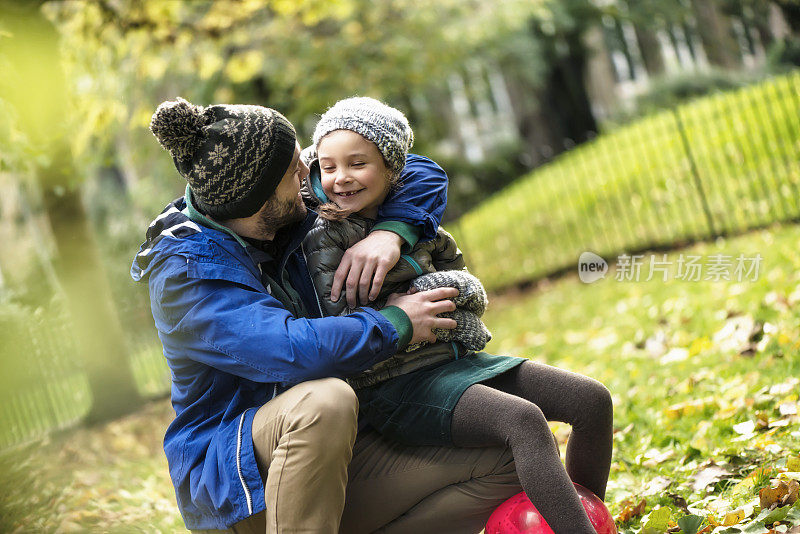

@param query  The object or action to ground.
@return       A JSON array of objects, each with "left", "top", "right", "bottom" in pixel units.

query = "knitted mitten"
[
  {"left": 410, "top": 270, "right": 488, "bottom": 316},
  {"left": 434, "top": 308, "right": 492, "bottom": 352}
]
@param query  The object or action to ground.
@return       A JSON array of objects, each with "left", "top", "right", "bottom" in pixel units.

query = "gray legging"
[{"left": 451, "top": 360, "right": 613, "bottom": 534}]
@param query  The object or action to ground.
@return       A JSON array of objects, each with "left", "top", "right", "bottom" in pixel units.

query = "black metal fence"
[{"left": 451, "top": 71, "right": 800, "bottom": 291}]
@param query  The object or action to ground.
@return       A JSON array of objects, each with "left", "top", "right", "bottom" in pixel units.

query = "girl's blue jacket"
[{"left": 130, "top": 154, "right": 446, "bottom": 529}]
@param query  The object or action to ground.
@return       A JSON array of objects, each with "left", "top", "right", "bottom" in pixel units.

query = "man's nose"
[{"left": 299, "top": 159, "right": 310, "bottom": 181}]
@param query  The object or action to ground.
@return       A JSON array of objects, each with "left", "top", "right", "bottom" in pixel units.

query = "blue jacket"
[{"left": 130, "top": 154, "right": 447, "bottom": 529}]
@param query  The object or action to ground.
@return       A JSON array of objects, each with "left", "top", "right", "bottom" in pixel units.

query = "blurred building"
[{"left": 430, "top": 1, "right": 793, "bottom": 171}]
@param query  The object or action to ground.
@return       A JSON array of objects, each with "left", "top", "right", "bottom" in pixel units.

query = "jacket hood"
[
  {"left": 131, "top": 185, "right": 318, "bottom": 284},
  {"left": 131, "top": 196, "right": 202, "bottom": 282},
  {"left": 299, "top": 147, "right": 328, "bottom": 209}
]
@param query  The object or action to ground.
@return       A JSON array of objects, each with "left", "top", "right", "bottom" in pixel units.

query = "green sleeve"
[
  {"left": 372, "top": 221, "right": 420, "bottom": 254},
  {"left": 377, "top": 305, "right": 413, "bottom": 350}
]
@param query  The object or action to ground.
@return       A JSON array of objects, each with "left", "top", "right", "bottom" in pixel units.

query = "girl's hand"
[{"left": 331, "top": 230, "right": 403, "bottom": 308}]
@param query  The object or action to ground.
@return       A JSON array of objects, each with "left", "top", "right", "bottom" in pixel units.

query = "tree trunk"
[
  {"left": 769, "top": 2, "right": 793, "bottom": 42},
  {"left": 542, "top": 32, "right": 599, "bottom": 147},
  {"left": 774, "top": 0, "right": 800, "bottom": 34},
  {"left": 501, "top": 69, "right": 562, "bottom": 167},
  {"left": 633, "top": 23, "right": 666, "bottom": 77},
  {"left": 40, "top": 155, "right": 143, "bottom": 423},
  {"left": 583, "top": 24, "right": 620, "bottom": 120},
  {"left": 2, "top": 1, "right": 143, "bottom": 424},
  {"left": 690, "top": 0, "right": 742, "bottom": 69},
  {"left": 748, "top": 2, "right": 774, "bottom": 50}
]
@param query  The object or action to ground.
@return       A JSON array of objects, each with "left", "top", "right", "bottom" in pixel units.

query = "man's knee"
[
  {"left": 283, "top": 378, "right": 359, "bottom": 438},
  {"left": 471, "top": 444, "right": 518, "bottom": 481}
]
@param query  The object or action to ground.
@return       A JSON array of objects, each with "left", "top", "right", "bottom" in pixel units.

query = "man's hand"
[
  {"left": 331, "top": 230, "right": 403, "bottom": 308},
  {"left": 386, "top": 288, "right": 458, "bottom": 345}
]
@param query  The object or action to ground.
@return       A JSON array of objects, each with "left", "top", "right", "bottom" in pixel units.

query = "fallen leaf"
[
  {"left": 643, "top": 449, "right": 676, "bottom": 468},
  {"left": 661, "top": 348, "right": 690, "bottom": 364},
  {"left": 756, "top": 412, "right": 770, "bottom": 430},
  {"left": 617, "top": 498, "right": 647, "bottom": 522},
  {"left": 676, "top": 514, "right": 704, "bottom": 534},
  {"left": 643, "top": 476, "right": 673, "bottom": 495},
  {"left": 783, "top": 479, "right": 799, "bottom": 506},
  {"left": 722, "top": 509, "right": 745, "bottom": 526},
  {"left": 688, "top": 337, "right": 712, "bottom": 356},
  {"left": 760, "top": 481, "right": 792, "bottom": 509},
  {"left": 665, "top": 398, "right": 715, "bottom": 419},
  {"left": 734, "top": 420, "right": 757, "bottom": 435},
  {"left": 692, "top": 464, "right": 732, "bottom": 492},
  {"left": 713, "top": 316, "right": 762, "bottom": 354},
  {"left": 669, "top": 493, "right": 690, "bottom": 514},
  {"left": 787, "top": 456, "right": 800, "bottom": 472},
  {"left": 769, "top": 378, "right": 800, "bottom": 397},
  {"left": 642, "top": 506, "right": 672, "bottom": 534}
]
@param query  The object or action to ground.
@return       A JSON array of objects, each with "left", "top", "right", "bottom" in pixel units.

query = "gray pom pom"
[{"left": 149, "top": 97, "right": 207, "bottom": 161}]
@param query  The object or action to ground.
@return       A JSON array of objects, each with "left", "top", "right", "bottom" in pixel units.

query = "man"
[{"left": 132, "top": 98, "right": 521, "bottom": 533}]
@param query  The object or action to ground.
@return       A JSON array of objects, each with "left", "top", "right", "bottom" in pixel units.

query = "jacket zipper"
[
  {"left": 401, "top": 254, "right": 424, "bottom": 276},
  {"left": 236, "top": 412, "right": 254, "bottom": 516},
  {"left": 301, "top": 243, "right": 325, "bottom": 317}
]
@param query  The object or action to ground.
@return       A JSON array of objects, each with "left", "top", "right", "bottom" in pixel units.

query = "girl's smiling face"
[{"left": 317, "top": 130, "right": 393, "bottom": 219}]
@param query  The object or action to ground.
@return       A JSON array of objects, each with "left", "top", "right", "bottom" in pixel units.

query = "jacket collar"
[
  {"left": 184, "top": 185, "right": 317, "bottom": 274},
  {"left": 184, "top": 185, "right": 251, "bottom": 250}
]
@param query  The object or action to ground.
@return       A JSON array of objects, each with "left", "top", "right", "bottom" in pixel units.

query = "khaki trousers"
[{"left": 197, "top": 378, "right": 521, "bottom": 534}]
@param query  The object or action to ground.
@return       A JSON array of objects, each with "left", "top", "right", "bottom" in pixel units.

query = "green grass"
[
  {"left": 451, "top": 71, "right": 800, "bottom": 292},
  {"left": 2, "top": 224, "right": 799, "bottom": 532},
  {"left": 0, "top": 399, "right": 183, "bottom": 533},
  {"left": 481, "top": 223, "right": 800, "bottom": 532}
]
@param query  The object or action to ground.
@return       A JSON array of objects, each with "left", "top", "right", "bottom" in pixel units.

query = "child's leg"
[
  {"left": 483, "top": 360, "right": 614, "bottom": 499},
  {"left": 451, "top": 384, "right": 597, "bottom": 534}
]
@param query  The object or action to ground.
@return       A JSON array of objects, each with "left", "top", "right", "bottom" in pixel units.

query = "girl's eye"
[
  {"left": 321, "top": 167, "right": 335, "bottom": 173},
  {"left": 352, "top": 162, "right": 365, "bottom": 167}
]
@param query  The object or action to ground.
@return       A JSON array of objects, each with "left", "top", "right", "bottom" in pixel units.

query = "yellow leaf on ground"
[
  {"left": 722, "top": 509, "right": 745, "bottom": 526},
  {"left": 788, "top": 455, "right": 800, "bottom": 472},
  {"left": 689, "top": 336, "right": 712, "bottom": 356},
  {"left": 616, "top": 498, "right": 647, "bottom": 522}
]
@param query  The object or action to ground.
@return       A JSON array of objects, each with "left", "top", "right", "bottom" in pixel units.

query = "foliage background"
[{"left": 1, "top": 0, "right": 800, "bottom": 532}]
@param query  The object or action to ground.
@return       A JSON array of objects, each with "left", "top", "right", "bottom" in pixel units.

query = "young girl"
[{"left": 302, "top": 97, "right": 613, "bottom": 534}]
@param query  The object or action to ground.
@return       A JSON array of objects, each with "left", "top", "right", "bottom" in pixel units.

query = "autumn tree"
[{"left": 0, "top": 0, "right": 143, "bottom": 422}]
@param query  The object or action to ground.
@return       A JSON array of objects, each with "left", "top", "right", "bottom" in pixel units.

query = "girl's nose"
[{"left": 334, "top": 169, "right": 351, "bottom": 184}]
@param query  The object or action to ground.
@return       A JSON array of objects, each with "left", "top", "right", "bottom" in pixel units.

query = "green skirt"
[{"left": 356, "top": 352, "right": 526, "bottom": 447}]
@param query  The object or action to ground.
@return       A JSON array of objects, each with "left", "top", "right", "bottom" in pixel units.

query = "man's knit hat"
[
  {"left": 312, "top": 97, "right": 413, "bottom": 176},
  {"left": 150, "top": 97, "right": 296, "bottom": 220}
]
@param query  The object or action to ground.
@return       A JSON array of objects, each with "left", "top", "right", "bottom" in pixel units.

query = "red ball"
[{"left": 485, "top": 483, "right": 617, "bottom": 534}]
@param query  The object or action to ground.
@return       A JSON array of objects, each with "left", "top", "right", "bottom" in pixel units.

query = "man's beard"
[{"left": 255, "top": 193, "right": 307, "bottom": 237}]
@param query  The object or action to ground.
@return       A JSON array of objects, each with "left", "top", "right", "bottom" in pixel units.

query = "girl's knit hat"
[
  {"left": 149, "top": 97, "right": 296, "bottom": 220},
  {"left": 312, "top": 97, "right": 414, "bottom": 175}
]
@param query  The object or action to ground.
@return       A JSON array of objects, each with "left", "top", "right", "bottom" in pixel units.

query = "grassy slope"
[
  {"left": 482, "top": 223, "right": 800, "bottom": 532},
  {"left": 452, "top": 72, "right": 800, "bottom": 292},
  {"left": 1, "top": 225, "right": 799, "bottom": 532}
]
